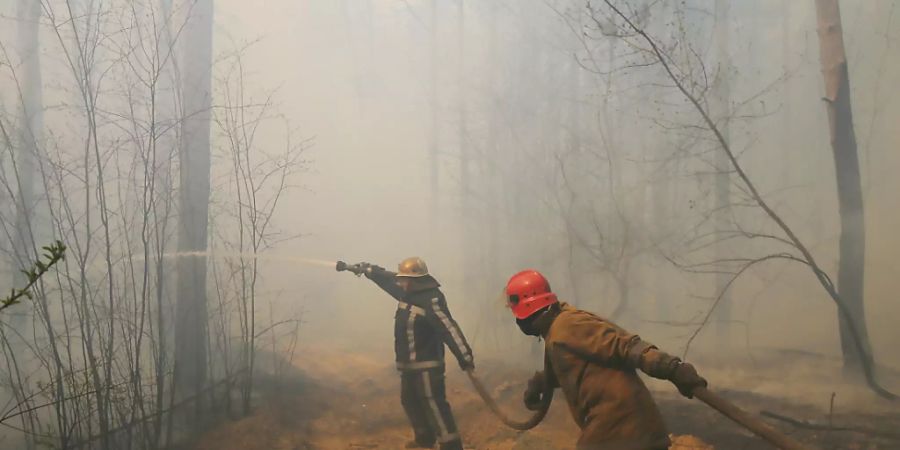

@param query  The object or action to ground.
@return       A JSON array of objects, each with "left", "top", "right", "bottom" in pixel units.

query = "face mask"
[
  {"left": 516, "top": 316, "right": 542, "bottom": 336},
  {"left": 515, "top": 305, "right": 560, "bottom": 336}
]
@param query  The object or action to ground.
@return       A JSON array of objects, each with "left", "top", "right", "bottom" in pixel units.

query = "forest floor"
[{"left": 187, "top": 345, "right": 900, "bottom": 450}]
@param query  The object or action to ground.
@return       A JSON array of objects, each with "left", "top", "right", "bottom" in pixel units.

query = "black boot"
[
  {"left": 438, "top": 438, "right": 463, "bottom": 450},
  {"left": 405, "top": 439, "right": 434, "bottom": 449}
]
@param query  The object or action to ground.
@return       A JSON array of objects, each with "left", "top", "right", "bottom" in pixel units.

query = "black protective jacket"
[{"left": 366, "top": 266, "right": 474, "bottom": 372}]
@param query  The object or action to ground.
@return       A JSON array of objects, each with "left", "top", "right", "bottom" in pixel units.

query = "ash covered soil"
[{"left": 187, "top": 346, "right": 900, "bottom": 450}]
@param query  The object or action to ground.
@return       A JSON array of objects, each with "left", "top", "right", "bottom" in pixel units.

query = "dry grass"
[{"left": 188, "top": 344, "right": 899, "bottom": 449}]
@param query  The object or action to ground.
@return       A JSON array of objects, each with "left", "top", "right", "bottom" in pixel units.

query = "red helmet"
[{"left": 506, "top": 270, "right": 558, "bottom": 319}]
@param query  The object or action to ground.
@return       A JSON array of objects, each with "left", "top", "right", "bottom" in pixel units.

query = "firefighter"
[
  {"left": 350, "top": 257, "right": 473, "bottom": 450},
  {"left": 506, "top": 270, "right": 707, "bottom": 450}
]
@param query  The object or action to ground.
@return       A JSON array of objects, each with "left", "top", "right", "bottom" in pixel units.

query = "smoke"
[
  {"left": 0, "top": 2, "right": 898, "bottom": 447},
  {"left": 207, "top": 0, "right": 900, "bottom": 370},
  {"left": 145, "top": 251, "right": 337, "bottom": 269}
]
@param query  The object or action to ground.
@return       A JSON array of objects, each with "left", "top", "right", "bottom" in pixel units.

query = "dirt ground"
[{"left": 188, "top": 346, "right": 900, "bottom": 450}]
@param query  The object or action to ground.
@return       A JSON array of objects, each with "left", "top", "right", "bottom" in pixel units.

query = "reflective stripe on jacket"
[{"left": 367, "top": 267, "right": 473, "bottom": 371}]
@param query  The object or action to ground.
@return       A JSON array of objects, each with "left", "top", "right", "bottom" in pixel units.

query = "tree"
[
  {"left": 712, "top": 0, "right": 733, "bottom": 348},
  {"left": 211, "top": 50, "right": 310, "bottom": 415},
  {"left": 0, "top": 1, "right": 302, "bottom": 447},
  {"left": 813, "top": 0, "right": 872, "bottom": 375},
  {"left": 590, "top": 0, "right": 895, "bottom": 400},
  {"left": 780, "top": 0, "right": 794, "bottom": 182},
  {"left": 458, "top": 0, "right": 471, "bottom": 289},
  {"left": 428, "top": 1, "right": 440, "bottom": 230},
  {"left": 174, "top": 0, "right": 214, "bottom": 416},
  {"left": 8, "top": 0, "right": 43, "bottom": 327}
]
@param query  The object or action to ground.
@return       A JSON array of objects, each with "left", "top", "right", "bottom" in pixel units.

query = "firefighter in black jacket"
[{"left": 340, "top": 257, "right": 474, "bottom": 450}]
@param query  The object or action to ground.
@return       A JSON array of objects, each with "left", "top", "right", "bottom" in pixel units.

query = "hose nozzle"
[{"left": 336, "top": 261, "right": 367, "bottom": 276}]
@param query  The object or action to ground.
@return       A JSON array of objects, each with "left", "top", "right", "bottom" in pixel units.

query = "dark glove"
[
  {"left": 523, "top": 371, "right": 546, "bottom": 411},
  {"left": 459, "top": 357, "right": 475, "bottom": 372},
  {"left": 350, "top": 262, "right": 371, "bottom": 276},
  {"left": 670, "top": 362, "right": 707, "bottom": 398}
]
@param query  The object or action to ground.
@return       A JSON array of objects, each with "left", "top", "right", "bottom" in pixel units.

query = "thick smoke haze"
[
  {"left": 212, "top": 0, "right": 900, "bottom": 365},
  {"left": 0, "top": 0, "right": 898, "bottom": 448}
]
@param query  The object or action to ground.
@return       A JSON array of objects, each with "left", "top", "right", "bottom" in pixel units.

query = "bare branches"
[
  {"left": 594, "top": 0, "right": 897, "bottom": 400},
  {"left": 0, "top": 1, "right": 307, "bottom": 448},
  {"left": 208, "top": 45, "right": 309, "bottom": 416},
  {"left": 681, "top": 252, "right": 807, "bottom": 358}
]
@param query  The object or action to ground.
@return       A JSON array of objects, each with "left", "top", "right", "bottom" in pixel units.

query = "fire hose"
[
  {"left": 464, "top": 368, "right": 553, "bottom": 431},
  {"left": 336, "top": 261, "right": 814, "bottom": 449},
  {"left": 692, "top": 387, "right": 815, "bottom": 450},
  {"left": 465, "top": 368, "right": 815, "bottom": 450}
]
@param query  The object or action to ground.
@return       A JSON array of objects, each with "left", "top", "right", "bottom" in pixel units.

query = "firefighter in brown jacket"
[{"left": 505, "top": 270, "right": 707, "bottom": 450}]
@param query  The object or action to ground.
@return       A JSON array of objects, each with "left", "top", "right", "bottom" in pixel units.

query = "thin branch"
[
  {"left": 1, "top": 241, "right": 67, "bottom": 312},
  {"left": 760, "top": 410, "right": 900, "bottom": 441},
  {"left": 596, "top": 0, "right": 897, "bottom": 401}
]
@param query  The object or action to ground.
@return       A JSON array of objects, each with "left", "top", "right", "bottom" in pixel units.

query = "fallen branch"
[{"left": 761, "top": 410, "right": 900, "bottom": 441}]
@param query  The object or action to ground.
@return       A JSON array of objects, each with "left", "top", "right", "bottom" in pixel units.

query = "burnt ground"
[{"left": 187, "top": 346, "right": 900, "bottom": 450}]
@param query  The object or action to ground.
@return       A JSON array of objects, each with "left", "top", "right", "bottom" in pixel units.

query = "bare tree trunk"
[
  {"left": 813, "top": 0, "right": 872, "bottom": 374},
  {"left": 11, "top": 0, "right": 43, "bottom": 306},
  {"left": 475, "top": 1, "right": 502, "bottom": 348},
  {"left": 429, "top": 1, "right": 440, "bottom": 229},
  {"left": 174, "top": 0, "right": 214, "bottom": 420},
  {"left": 781, "top": 0, "right": 794, "bottom": 182},
  {"left": 713, "top": 0, "right": 733, "bottom": 349},
  {"left": 565, "top": 54, "right": 582, "bottom": 305},
  {"left": 595, "top": 0, "right": 894, "bottom": 400},
  {"left": 154, "top": 0, "right": 179, "bottom": 444},
  {"left": 458, "top": 0, "right": 470, "bottom": 289}
]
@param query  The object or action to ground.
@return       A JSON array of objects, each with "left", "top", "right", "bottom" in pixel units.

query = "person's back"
[
  {"left": 340, "top": 257, "right": 473, "bottom": 450},
  {"left": 506, "top": 270, "right": 707, "bottom": 450},
  {"left": 365, "top": 263, "right": 472, "bottom": 372},
  {"left": 545, "top": 304, "right": 669, "bottom": 449}
]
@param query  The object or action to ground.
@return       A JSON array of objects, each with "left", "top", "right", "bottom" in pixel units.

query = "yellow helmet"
[{"left": 397, "top": 257, "right": 429, "bottom": 278}]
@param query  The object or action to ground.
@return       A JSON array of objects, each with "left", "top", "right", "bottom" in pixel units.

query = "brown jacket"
[{"left": 543, "top": 303, "right": 676, "bottom": 450}]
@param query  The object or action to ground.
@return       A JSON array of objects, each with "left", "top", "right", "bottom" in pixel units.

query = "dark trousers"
[{"left": 400, "top": 368, "right": 462, "bottom": 450}]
